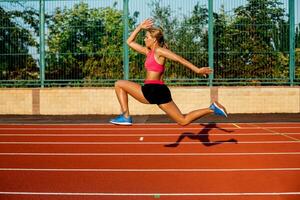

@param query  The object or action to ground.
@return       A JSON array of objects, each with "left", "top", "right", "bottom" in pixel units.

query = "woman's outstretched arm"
[{"left": 156, "top": 47, "right": 212, "bottom": 75}]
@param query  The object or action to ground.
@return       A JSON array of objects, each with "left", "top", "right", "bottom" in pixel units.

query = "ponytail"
[{"left": 148, "top": 27, "right": 168, "bottom": 49}]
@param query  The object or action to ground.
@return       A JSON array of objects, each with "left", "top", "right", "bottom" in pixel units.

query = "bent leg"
[
  {"left": 158, "top": 101, "right": 213, "bottom": 126},
  {"left": 115, "top": 80, "right": 149, "bottom": 117}
]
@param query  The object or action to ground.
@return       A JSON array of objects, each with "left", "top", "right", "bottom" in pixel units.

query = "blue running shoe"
[
  {"left": 209, "top": 102, "right": 228, "bottom": 117},
  {"left": 109, "top": 114, "right": 133, "bottom": 125}
]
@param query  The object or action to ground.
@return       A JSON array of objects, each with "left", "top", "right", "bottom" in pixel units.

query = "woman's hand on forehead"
[{"left": 140, "top": 18, "right": 154, "bottom": 29}]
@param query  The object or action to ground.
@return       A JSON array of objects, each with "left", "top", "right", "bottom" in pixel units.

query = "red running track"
[{"left": 0, "top": 123, "right": 299, "bottom": 200}]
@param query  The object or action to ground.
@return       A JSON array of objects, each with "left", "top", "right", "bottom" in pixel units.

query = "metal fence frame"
[{"left": 0, "top": 0, "right": 298, "bottom": 87}]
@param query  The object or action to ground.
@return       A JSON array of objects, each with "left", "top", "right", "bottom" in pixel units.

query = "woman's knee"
[
  {"left": 177, "top": 119, "right": 189, "bottom": 126},
  {"left": 172, "top": 116, "right": 189, "bottom": 126},
  {"left": 115, "top": 80, "right": 127, "bottom": 88}
]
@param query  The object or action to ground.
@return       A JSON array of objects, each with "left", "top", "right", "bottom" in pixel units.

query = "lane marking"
[
  {"left": 1, "top": 127, "right": 300, "bottom": 131},
  {"left": 232, "top": 123, "right": 241, "bottom": 128},
  {"left": 0, "top": 152, "right": 299, "bottom": 156},
  {"left": 246, "top": 123, "right": 300, "bottom": 141},
  {"left": 263, "top": 128, "right": 300, "bottom": 142},
  {"left": 0, "top": 191, "right": 299, "bottom": 196},
  {"left": 250, "top": 123, "right": 299, "bottom": 141},
  {"left": 0, "top": 168, "right": 300, "bottom": 172},
  {"left": 3, "top": 133, "right": 300, "bottom": 137},
  {"left": 0, "top": 141, "right": 298, "bottom": 145},
  {"left": 1, "top": 122, "right": 300, "bottom": 126}
]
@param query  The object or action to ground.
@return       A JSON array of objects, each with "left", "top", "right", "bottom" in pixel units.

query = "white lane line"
[
  {"left": 1, "top": 122, "right": 300, "bottom": 126},
  {"left": 0, "top": 152, "right": 299, "bottom": 156},
  {"left": 0, "top": 191, "right": 299, "bottom": 196},
  {"left": 0, "top": 141, "right": 298, "bottom": 145},
  {"left": 2, "top": 133, "right": 300, "bottom": 137},
  {"left": 0, "top": 127, "right": 231, "bottom": 130},
  {"left": 1, "top": 127, "right": 300, "bottom": 131},
  {"left": 0, "top": 168, "right": 300, "bottom": 172}
]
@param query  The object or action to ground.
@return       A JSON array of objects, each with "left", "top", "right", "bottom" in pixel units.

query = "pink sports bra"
[{"left": 144, "top": 49, "right": 165, "bottom": 73}]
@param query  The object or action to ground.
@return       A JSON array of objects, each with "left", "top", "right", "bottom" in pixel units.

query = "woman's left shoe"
[
  {"left": 109, "top": 114, "right": 133, "bottom": 125},
  {"left": 209, "top": 102, "right": 228, "bottom": 117}
]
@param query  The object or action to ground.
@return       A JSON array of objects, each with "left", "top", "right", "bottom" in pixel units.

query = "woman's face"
[{"left": 144, "top": 32, "right": 155, "bottom": 47}]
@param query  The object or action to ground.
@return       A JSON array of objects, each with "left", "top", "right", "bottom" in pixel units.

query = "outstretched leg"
[
  {"left": 114, "top": 80, "right": 149, "bottom": 117},
  {"left": 158, "top": 101, "right": 213, "bottom": 126}
]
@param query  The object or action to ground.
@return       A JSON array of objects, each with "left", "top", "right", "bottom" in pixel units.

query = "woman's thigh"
[
  {"left": 158, "top": 101, "right": 184, "bottom": 122},
  {"left": 116, "top": 80, "right": 149, "bottom": 104}
]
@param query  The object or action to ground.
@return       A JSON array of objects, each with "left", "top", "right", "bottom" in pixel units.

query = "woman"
[{"left": 110, "top": 18, "right": 227, "bottom": 126}]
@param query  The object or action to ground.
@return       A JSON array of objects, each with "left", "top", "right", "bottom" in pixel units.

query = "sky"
[{"left": 2, "top": 0, "right": 299, "bottom": 23}]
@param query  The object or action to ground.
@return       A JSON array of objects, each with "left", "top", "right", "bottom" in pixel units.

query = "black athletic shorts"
[{"left": 141, "top": 84, "right": 172, "bottom": 105}]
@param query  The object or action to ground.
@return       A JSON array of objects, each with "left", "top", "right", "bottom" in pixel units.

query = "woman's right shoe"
[
  {"left": 209, "top": 102, "right": 228, "bottom": 117},
  {"left": 109, "top": 114, "right": 133, "bottom": 125}
]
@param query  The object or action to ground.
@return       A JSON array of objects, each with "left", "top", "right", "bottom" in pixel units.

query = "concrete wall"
[{"left": 0, "top": 87, "right": 299, "bottom": 115}]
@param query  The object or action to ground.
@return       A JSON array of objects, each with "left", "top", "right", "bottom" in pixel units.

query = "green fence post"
[
  {"left": 123, "top": 0, "right": 129, "bottom": 80},
  {"left": 39, "top": 0, "right": 45, "bottom": 87},
  {"left": 289, "top": 0, "right": 295, "bottom": 86},
  {"left": 208, "top": 0, "right": 214, "bottom": 86}
]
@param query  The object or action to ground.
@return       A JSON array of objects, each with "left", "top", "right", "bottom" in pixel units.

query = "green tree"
[
  {"left": 0, "top": 5, "right": 38, "bottom": 80},
  {"left": 296, "top": 25, "right": 300, "bottom": 80},
  {"left": 296, "top": 48, "right": 300, "bottom": 79},
  {"left": 227, "top": 0, "right": 287, "bottom": 80},
  {"left": 214, "top": 5, "right": 234, "bottom": 80},
  {"left": 47, "top": 2, "right": 138, "bottom": 82},
  {"left": 296, "top": 24, "right": 300, "bottom": 48},
  {"left": 142, "top": 0, "right": 290, "bottom": 84}
]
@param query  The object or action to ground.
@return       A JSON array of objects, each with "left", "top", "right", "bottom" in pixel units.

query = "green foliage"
[
  {"left": 0, "top": 4, "right": 38, "bottom": 80},
  {"left": 214, "top": 0, "right": 288, "bottom": 81},
  {"left": 296, "top": 48, "right": 300, "bottom": 79},
  {"left": 148, "top": 0, "right": 289, "bottom": 83},
  {"left": 46, "top": 2, "right": 138, "bottom": 81},
  {"left": 0, "top": 0, "right": 298, "bottom": 86}
]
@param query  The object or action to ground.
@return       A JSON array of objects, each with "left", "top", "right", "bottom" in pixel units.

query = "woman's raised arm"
[{"left": 126, "top": 19, "right": 153, "bottom": 55}]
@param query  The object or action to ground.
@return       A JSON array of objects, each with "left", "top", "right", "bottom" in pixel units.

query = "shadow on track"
[{"left": 165, "top": 123, "right": 238, "bottom": 147}]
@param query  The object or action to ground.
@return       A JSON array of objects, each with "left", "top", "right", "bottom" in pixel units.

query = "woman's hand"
[
  {"left": 139, "top": 18, "right": 154, "bottom": 29},
  {"left": 197, "top": 67, "right": 213, "bottom": 76}
]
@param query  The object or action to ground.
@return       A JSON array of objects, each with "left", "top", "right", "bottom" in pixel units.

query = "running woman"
[{"left": 110, "top": 18, "right": 227, "bottom": 125}]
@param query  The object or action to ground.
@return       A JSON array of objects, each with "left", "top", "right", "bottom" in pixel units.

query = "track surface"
[{"left": 0, "top": 123, "right": 299, "bottom": 200}]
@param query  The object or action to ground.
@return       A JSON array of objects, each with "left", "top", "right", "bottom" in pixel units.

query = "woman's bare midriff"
[{"left": 145, "top": 71, "right": 163, "bottom": 81}]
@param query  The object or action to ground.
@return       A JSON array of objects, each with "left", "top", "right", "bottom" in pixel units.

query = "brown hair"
[{"left": 147, "top": 27, "right": 168, "bottom": 48}]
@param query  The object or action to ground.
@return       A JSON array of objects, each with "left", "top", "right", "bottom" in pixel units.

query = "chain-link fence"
[{"left": 0, "top": 0, "right": 299, "bottom": 87}]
